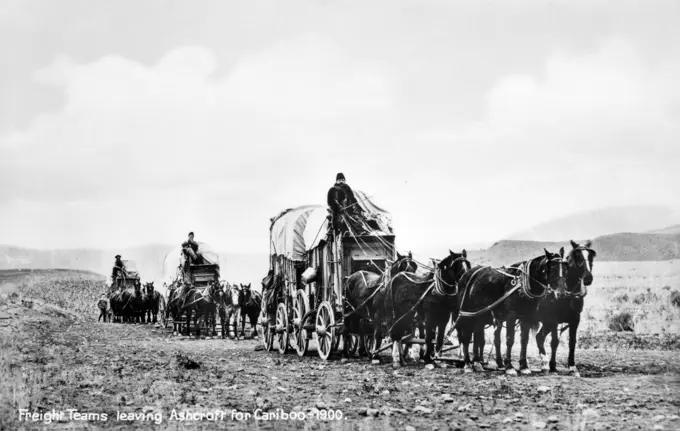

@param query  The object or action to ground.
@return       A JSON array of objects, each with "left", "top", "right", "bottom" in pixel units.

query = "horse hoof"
[
  {"left": 371, "top": 359, "right": 381, "bottom": 365},
  {"left": 506, "top": 368, "right": 518, "bottom": 376},
  {"left": 473, "top": 362, "right": 484, "bottom": 373},
  {"left": 569, "top": 366, "right": 580, "bottom": 377},
  {"left": 463, "top": 365, "right": 473, "bottom": 374},
  {"left": 520, "top": 368, "right": 532, "bottom": 375},
  {"left": 392, "top": 362, "right": 402, "bottom": 369}
]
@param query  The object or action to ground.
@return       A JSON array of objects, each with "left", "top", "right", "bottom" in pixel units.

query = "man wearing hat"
[
  {"left": 327, "top": 173, "right": 364, "bottom": 234},
  {"left": 182, "top": 231, "right": 204, "bottom": 269},
  {"left": 111, "top": 255, "right": 127, "bottom": 283}
]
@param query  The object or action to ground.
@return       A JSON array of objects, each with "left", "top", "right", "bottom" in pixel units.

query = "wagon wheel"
[
  {"left": 293, "top": 290, "right": 310, "bottom": 357},
  {"left": 259, "top": 307, "right": 274, "bottom": 352},
  {"left": 276, "top": 303, "right": 289, "bottom": 354},
  {"left": 315, "top": 301, "right": 335, "bottom": 361}
]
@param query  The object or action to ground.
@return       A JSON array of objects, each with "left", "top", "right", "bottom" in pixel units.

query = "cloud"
[
  {"left": 0, "top": 36, "right": 397, "bottom": 250},
  {"left": 0, "top": 34, "right": 678, "bottom": 253}
]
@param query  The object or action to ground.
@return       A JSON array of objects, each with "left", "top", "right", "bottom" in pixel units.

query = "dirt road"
[{"left": 2, "top": 301, "right": 680, "bottom": 430}]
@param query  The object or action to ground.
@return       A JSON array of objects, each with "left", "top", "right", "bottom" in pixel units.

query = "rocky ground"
[{"left": 2, "top": 298, "right": 680, "bottom": 431}]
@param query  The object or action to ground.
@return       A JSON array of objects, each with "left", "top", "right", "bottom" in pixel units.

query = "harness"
[
  {"left": 445, "top": 256, "right": 567, "bottom": 337},
  {"left": 384, "top": 257, "right": 470, "bottom": 334}
]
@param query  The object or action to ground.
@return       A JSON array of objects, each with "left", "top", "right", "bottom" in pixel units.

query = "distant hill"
[
  {"left": 475, "top": 232, "right": 680, "bottom": 266},
  {"left": 647, "top": 224, "right": 680, "bottom": 235},
  {"left": 0, "top": 245, "right": 269, "bottom": 288},
  {"left": 507, "top": 205, "right": 680, "bottom": 242}
]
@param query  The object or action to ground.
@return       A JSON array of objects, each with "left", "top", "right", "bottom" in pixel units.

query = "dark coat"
[
  {"left": 327, "top": 182, "right": 359, "bottom": 213},
  {"left": 182, "top": 239, "right": 199, "bottom": 252}
]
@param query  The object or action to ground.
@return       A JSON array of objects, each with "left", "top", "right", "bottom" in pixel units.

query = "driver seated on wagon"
[
  {"left": 111, "top": 254, "right": 127, "bottom": 281},
  {"left": 182, "top": 232, "right": 205, "bottom": 268}
]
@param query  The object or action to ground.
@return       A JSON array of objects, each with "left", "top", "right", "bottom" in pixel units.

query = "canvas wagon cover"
[
  {"left": 122, "top": 260, "right": 139, "bottom": 278},
  {"left": 269, "top": 192, "right": 393, "bottom": 261},
  {"left": 162, "top": 242, "right": 221, "bottom": 285}
]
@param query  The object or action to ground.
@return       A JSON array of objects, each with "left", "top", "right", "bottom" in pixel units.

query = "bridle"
[
  {"left": 432, "top": 256, "right": 470, "bottom": 296},
  {"left": 564, "top": 247, "right": 594, "bottom": 298},
  {"left": 517, "top": 256, "right": 568, "bottom": 299}
]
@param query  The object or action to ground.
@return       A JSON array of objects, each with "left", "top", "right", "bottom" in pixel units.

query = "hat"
[
  {"left": 115, "top": 255, "right": 121, "bottom": 259},
  {"left": 336, "top": 173, "right": 346, "bottom": 181},
  {"left": 188, "top": 232, "right": 194, "bottom": 236}
]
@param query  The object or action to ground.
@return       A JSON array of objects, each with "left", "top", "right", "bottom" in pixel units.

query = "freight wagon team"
[{"left": 101, "top": 173, "right": 596, "bottom": 376}]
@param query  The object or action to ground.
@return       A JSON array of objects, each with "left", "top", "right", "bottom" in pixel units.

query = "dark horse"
[
  {"left": 455, "top": 248, "right": 568, "bottom": 375},
  {"left": 143, "top": 282, "right": 163, "bottom": 324},
  {"left": 372, "top": 251, "right": 468, "bottom": 367},
  {"left": 237, "top": 283, "right": 262, "bottom": 338},
  {"left": 181, "top": 282, "right": 223, "bottom": 338},
  {"left": 344, "top": 252, "right": 418, "bottom": 357},
  {"left": 166, "top": 282, "right": 185, "bottom": 335},
  {"left": 536, "top": 240, "right": 596, "bottom": 377}
]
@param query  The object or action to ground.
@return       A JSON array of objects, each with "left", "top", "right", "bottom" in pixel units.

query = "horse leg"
[
  {"left": 567, "top": 316, "right": 581, "bottom": 377},
  {"left": 536, "top": 323, "right": 550, "bottom": 371},
  {"left": 212, "top": 308, "right": 218, "bottom": 337},
  {"left": 391, "top": 338, "right": 402, "bottom": 368},
  {"left": 504, "top": 317, "right": 517, "bottom": 375},
  {"left": 240, "top": 311, "right": 246, "bottom": 338},
  {"left": 472, "top": 325, "right": 485, "bottom": 372},
  {"left": 186, "top": 309, "right": 192, "bottom": 337},
  {"left": 422, "top": 315, "right": 435, "bottom": 364},
  {"left": 519, "top": 321, "right": 532, "bottom": 375},
  {"left": 371, "top": 323, "right": 383, "bottom": 363},
  {"left": 549, "top": 325, "right": 559, "bottom": 373},
  {"left": 494, "top": 321, "right": 503, "bottom": 370},
  {"left": 250, "top": 311, "right": 258, "bottom": 338},
  {"left": 435, "top": 318, "right": 447, "bottom": 360},
  {"left": 460, "top": 323, "right": 474, "bottom": 373},
  {"left": 98, "top": 311, "right": 103, "bottom": 322}
]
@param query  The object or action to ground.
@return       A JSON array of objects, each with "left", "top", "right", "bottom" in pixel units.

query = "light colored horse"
[{"left": 221, "top": 281, "right": 242, "bottom": 339}]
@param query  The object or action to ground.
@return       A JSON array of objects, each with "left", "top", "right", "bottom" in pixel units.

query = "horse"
[
  {"left": 221, "top": 282, "right": 242, "bottom": 339},
  {"left": 130, "top": 282, "right": 146, "bottom": 323},
  {"left": 179, "top": 282, "right": 223, "bottom": 338},
  {"left": 371, "top": 251, "right": 466, "bottom": 367},
  {"left": 143, "top": 282, "right": 163, "bottom": 324},
  {"left": 344, "top": 252, "right": 418, "bottom": 357},
  {"left": 166, "top": 281, "right": 185, "bottom": 335},
  {"left": 535, "top": 240, "right": 596, "bottom": 377},
  {"left": 237, "top": 283, "right": 262, "bottom": 339},
  {"left": 418, "top": 250, "right": 471, "bottom": 363},
  {"left": 455, "top": 248, "right": 568, "bottom": 375}
]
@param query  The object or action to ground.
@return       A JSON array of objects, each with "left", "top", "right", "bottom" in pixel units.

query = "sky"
[{"left": 1, "top": 0, "right": 679, "bottom": 255}]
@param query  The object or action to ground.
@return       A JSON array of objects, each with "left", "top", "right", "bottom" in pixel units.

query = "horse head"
[
  {"left": 239, "top": 283, "right": 253, "bottom": 307},
  {"left": 566, "top": 240, "right": 596, "bottom": 295},
  {"left": 393, "top": 251, "right": 417, "bottom": 276},
  {"left": 144, "top": 282, "right": 155, "bottom": 297},
  {"left": 230, "top": 283, "right": 241, "bottom": 307},
  {"left": 539, "top": 248, "right": 569, "bottom": 300},
  {"left": 435, "top": 249, "right": 470, "bottom": 293}
]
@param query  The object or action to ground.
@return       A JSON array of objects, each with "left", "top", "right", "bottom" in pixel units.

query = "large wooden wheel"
[
  {"left": 315, "top": 301, "right": 336, "bottom": 361},
  {"left": 259, "top": 307, "right": 274, "bottom": 352},
  {"left": 293, "top": 290, "right": 310, "bottom": 357},
  {"left": 276, "top": 303, "right": 289, "bottom": 354}
]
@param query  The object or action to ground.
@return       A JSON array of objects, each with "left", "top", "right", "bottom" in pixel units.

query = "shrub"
[
  {"left": 608, "top": 311, "right": 635, "bottom": 332},
  {"left": 614, "top": 293, "right": 629, "bottom": 303},
  {"left": 670, "top": 290, "right": 680, "bottom": 309}
]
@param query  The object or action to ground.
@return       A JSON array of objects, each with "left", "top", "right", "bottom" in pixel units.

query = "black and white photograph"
[{"left": 1, "top": 1, "right": 679, "bottom": 429}]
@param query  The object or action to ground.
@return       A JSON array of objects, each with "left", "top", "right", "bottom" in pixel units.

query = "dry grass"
[
  {"left": 580, "top": 260, "right": 680, "bottom": 335},
  {"left": 0, "top": 271, "right": 105, "bottom": 428}
]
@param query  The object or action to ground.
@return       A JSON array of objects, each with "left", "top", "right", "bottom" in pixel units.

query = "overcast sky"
[{"left": 1, "top": 0, "right": 679, "bottom": 254}]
